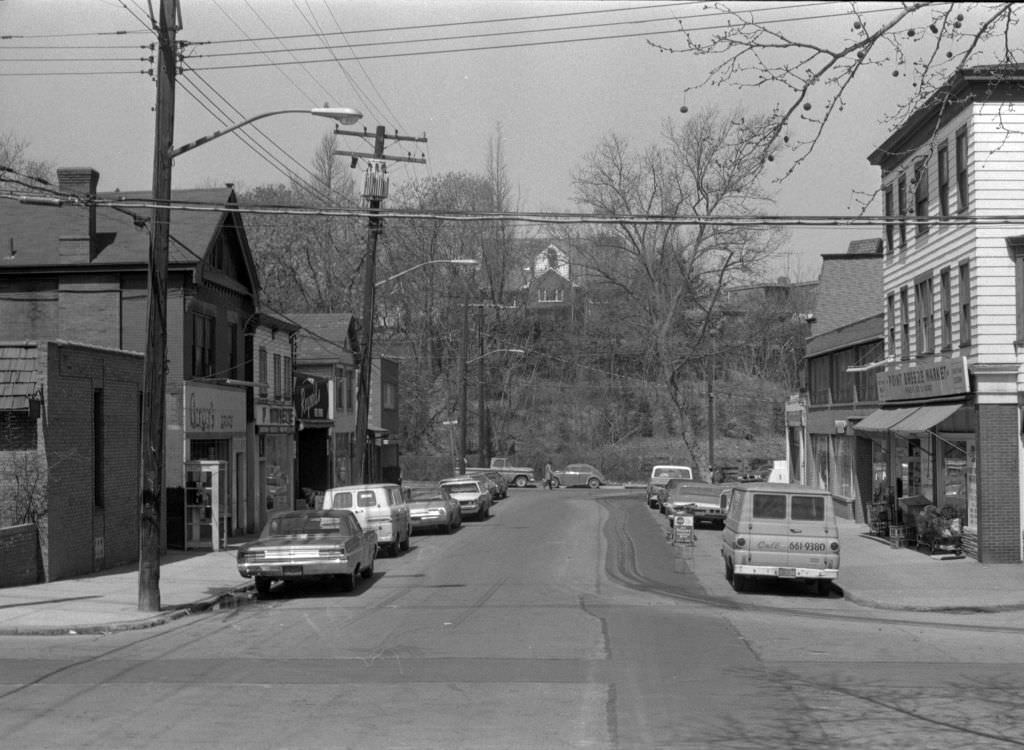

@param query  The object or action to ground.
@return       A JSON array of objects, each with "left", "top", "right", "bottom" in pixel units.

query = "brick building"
[{"left": 0, "top": 341, "right": 143, "bottom": 583}]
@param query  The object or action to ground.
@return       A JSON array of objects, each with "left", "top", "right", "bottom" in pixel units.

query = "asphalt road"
[{"left": 2, "top": 487, "right": 1024, "bottom": 749}]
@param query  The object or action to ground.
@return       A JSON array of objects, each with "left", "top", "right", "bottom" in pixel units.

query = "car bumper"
[
  {"left": 410, "top": 515, "right": 448, "bottom": 528},
  {"left": 238, "top": 560, "right": 358, "bottom": 579},
  {"left": 732, "top": 564, "right": 838, "bottom": 580}
]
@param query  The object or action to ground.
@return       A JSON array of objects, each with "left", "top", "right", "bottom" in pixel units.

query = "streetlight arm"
[
  {"left": 375, "top": 258, "right": 478, "bottom": 288},
  {"left": 171, "top": 107, "right": 363, "bottom": 158}
]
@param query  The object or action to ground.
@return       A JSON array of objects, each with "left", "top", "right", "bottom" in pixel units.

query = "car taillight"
[{"left": 735, "top": 537, "right": 746, "bottom": 548}]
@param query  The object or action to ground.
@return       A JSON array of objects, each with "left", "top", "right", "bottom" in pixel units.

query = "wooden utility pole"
[
  {"left": 352, "top": 126, "right": 385, "bottom": 486},
  {"left": 335, "top": 128, "right": 426, "bottom": 484},
  {"left": 139, "top": 0, "right": 178, "bottom": 611}
]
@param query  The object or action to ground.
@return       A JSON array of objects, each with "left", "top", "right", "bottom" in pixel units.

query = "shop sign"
[
  {"left": 876, "top": 356, "right": 969, "bottom": 402},
  {"left": 184, "top": 382, "right": 246, "bottom": 435},
  {"left": 296, "top": 377, "right": 332, "bottom": 420},
  {"left": 257, "top": 404, "right": 294, "bottom": 431}
]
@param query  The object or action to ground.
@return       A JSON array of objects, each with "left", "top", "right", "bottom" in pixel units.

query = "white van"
[
  {"left": 720, "top": 482, "right": 839, "bottom": 596},
  {"left": 323, "top": 483, "right": 411, "bottom": 557}
]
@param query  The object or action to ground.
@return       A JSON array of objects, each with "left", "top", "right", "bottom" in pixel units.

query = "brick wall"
[
  {"left": 0, "top": 524, "right": 41, "bottom": 587},
  {"left": 976, "top": 403, "right": 1021, "bottom": 563},
  {"left": 41, "top": 342, "right": 143, "bottom": 580}
]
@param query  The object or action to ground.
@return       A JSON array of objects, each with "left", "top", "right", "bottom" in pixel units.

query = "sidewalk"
[
  {"left": 3, "top": 516, "right": 1024, "bottom": 635},
  {"left": 0, "top": 546, "right": 252, "bottom": 635}
]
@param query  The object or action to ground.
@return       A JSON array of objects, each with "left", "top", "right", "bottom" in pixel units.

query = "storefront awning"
[
  {"left": 890, "top": 403, "right": 962, "bottom": 433},
  {"left": 852, "top": 407, "right": 917, "bottom": 432}
]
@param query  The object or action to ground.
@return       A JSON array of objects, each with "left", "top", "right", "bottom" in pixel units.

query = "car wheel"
[
  {"left": 400, "top": 530, "right": 411, "bottom": 551},
  {"left": 361, "top": 557, "right": 375, "bottom": 579},
  {"left": 254, "top": 576, "right": 272, "bottom": 597},
  {"left": 444, "top": 519, "right": 454, "bottom": 534},
  {"left": 514, "top": 475, "right": 528, "bottom": 488},
  {"left": 724, "top": 559, "right": 734, "bottom": 583},
  {"left": 550, "top": 477, "right": 560, "bottom": 489},
  {"left": 337, "top": 571, "right": 356, "bottom": 592},
  {"left": 587, "top": 477, "right": 601, "bottom": 489}
]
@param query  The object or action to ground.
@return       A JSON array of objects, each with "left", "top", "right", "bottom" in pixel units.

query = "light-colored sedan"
[
  {"left": 406, "top": 485, "right": 462, "bottom": 534},
  {"left": 551, "top": 463, "right": 605, "bottom": 489},
  {"left": 440, "top": 476, "right": 492, "bottom": 520}
]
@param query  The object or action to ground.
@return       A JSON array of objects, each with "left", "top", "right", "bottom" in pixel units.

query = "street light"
[
  {"left": 375, "top": 258, "right": 479, "bottom": 288},
  {"left": 172, "top": 107, "right": 363, "bottom": 158},
  {"left": 139, "top": 85, "right": 363, "bottom": 610}
]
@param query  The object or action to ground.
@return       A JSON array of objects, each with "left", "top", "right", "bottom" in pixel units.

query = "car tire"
[
  {"left": 361, "top": 557, "right": 375, "bottom": 580},
  {"left": 514, "top": 475, "right": 528, "bottom": 488},
  {"left": 338, "top": 571, "right": 356, "bottom": 592},
  {"left": 400, "top": 530, "right": 411, "bottom": 552},
  {"left": 724, "top": 559, "right": 734, "bottom": 583},
  {"left": 550, "top": 477, "right": 560, "bottom": 489},
  {"left": 444, "top": 520, "right": 454, "bottom": 534},
  {"left": 254, "top": 576, "right": 272, "bottom": 597},
  {"left": 587, "top": 477, "right": 601, "bottom": 489}
]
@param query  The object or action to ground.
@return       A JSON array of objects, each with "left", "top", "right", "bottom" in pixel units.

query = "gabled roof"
[
  {"left": 288, "top": 313, "right": 359, "bottom": 363},
  {"left": 0, "top": 186, "right": 243, "bottom": 271}
]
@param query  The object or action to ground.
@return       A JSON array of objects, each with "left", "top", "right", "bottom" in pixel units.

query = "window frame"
[
  {"left": 914, "top": 274, "right": 934, "bottom": 355},
  {"left": 914, "top": 161, "right": 929, "bottom": 237},
  {"left": 937, "top": 142, "right": 950, "bottom": 218},
  {"left": 955, "top": 127, "right": 968, "bottom": 213},
  {"left": 940, "top": 267, "right": 952, "bottom": 351},
  {"left": 883, "top": 185, "right": 895, "bottom": 255},
  {"left": 899, "top": 287, "right": 910, "bottom": 360},
  {"left": 958, "top": 261, "right": 971, "bottom": 347},
  {"left": 191, "top": 312, "right": 215, "bottom": 378},
  {"left": 897, "top": 174, "right": 908, "bottom": 251}
]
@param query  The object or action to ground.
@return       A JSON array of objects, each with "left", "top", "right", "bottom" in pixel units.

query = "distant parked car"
[
  {"left": 646, "top": 465, "right": 695, "bottom": 508},
  {"left": 236, "top": 509, "right": 377, "bottom": 596},
  {"left": 482, "top": 470, "right": 509, "bottom": 499},
  {"left": 550, "top": 463, "right": 605, "bottom": 489},
  {"left": 470, "top": 471, "right": 502, "bottom": 503},
  {"left": 405, "top": 484, "right": 462, "bottom": 534},
  {"left": 440, "top": 476, "right": 492, "bottom": 520}
]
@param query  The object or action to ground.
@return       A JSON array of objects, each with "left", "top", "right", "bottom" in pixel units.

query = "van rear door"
[
  {"left": 785, "top": 493, "right": 836, "bottom": 575},
  {"left": 747, "top": 492, "right": 791, "bottom": 571}
]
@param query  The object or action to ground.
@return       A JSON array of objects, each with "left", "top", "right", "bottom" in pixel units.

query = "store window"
[
  {"left": 810, "top": 434, "right": 830, "bottom": 492},
  {"left": 831, "top": 435, "right": 856, "bottom": 500},
  {"left": 941, "top": 437, "right": 975, "bottom": 529}
]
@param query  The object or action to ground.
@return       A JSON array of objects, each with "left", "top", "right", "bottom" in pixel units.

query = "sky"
[{"left": 0, "top": 1, "right": 1000, "bottom": 281}]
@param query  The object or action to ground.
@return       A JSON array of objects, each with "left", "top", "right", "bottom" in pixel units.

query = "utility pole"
[
  {"left": 476, "top": 305, "right": 487, "bottom": 467},
  {"left": 335, "top": 128, "right": 426, "bottom": 484},
  {"left": 139, "top": 0, "right": 178, "bottom": 612},
  {"left": 457, "top": 280, "right": 470, "bottom": 475}
]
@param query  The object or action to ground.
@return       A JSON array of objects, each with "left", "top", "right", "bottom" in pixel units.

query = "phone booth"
[{"left": 185, "top": 460, "right": 228, "bottom": 551}]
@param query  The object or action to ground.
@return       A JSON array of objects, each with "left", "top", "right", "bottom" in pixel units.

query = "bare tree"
[
  {"left": 240, "top": 133, "right": 363, "bottom": 313},
  {"left": 656, "top": 3, "right": 1022, "bottom": 177},
  {"left": 0, "top": 131, "right": 55, "bottom": 186},
  {"left": 571, "top": 107, "right": 784, "bottom": 467}
]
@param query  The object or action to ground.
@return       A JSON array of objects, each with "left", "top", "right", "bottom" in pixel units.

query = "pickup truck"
[
  {"left": 466, "top": 457, "right": 536, "bottom": 488},
  {"left": 237, "top": 509, "right": 378, "bottom": 596}
]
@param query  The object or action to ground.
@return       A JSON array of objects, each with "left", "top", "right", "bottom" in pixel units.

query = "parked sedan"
[
  {"left": 236, "top": 509, "right": 377, "bottom": 596},
  {"left": 440, "top": 476, "right": 492, "bottom": 520},
  {"left": 406, "top": 485, "right": 462, "bottom": 534},
  {"left": 550, "top": 463, "right": 605, "bottom": 489}
]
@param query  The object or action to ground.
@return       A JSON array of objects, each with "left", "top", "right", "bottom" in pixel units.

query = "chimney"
[{"left": 56, "top": 167, "right": 100, "bottom": 263}]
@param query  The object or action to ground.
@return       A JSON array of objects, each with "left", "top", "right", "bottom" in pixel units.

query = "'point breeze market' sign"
[{"left": 876, "top": 356, "right": 969, "bottom": 402}]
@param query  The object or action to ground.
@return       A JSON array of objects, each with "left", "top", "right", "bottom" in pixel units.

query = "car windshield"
[
  {"left": 265, "top": 513, "right": 346, "bottom": 537},
  {"left": 443, "top": 483, "right": 478, "bottom": 493},
  {"left": 655, "top": 468, "right": 689, "bottom": 478}
]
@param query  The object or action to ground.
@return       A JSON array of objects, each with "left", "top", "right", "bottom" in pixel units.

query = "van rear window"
[
  {"left": 329, "top": 492, "right": 353, "bottom": 509},
  {"left": 791, "top": 495, "right": 826, "bottom": 521},
  {"left": 752, "top": 494, "right": 787, "bottom": 519}
]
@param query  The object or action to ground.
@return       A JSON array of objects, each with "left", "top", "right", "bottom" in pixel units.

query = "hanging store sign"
[
  {"left": 184, "top": 382, "right": 246, "bottom": 435},
  {"left": 876, "top": 356, "right": 969, "bottom": 402}
]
